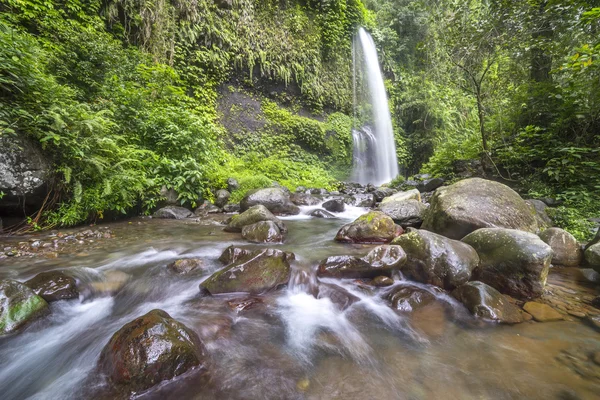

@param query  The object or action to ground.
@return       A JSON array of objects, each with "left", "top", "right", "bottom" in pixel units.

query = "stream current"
[{"left": 0, "top": 206, "right": 599, "bottom": 399}]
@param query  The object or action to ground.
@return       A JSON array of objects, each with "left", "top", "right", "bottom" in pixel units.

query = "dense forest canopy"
[{"left": 0, "top": 0, "right": 598, "bottom": 239}]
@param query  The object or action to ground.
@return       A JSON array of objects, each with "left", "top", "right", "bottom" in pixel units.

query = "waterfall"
[{"left": 351, "top": 28, "right": 399, "bottom": 186}]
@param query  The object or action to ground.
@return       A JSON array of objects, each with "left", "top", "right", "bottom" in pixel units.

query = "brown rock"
[
  {"left": 167, "top": 258, "right": 205, "bottom": 274},
  {"left": 523, "top": 302, "right": 564, "bottom": 322}
]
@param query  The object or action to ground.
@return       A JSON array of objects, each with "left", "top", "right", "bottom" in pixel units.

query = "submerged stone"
[
  {"left": 385, "top": 285, "right": 438, "bottom": 313},
  {"left": 0, "top": 279, "right": 49, "bottom": 335},
  {"left": 25, "top": 271, "right": 78, "bottom": 302},
  {"left": 451, "top": 281, "right": 524, "bottom": 324},
  {"left": 523, "top": 302, "right": 564, "bottom": 322},
  {"left": 335, "top": 211, "right": 403, "bottom": 244}
]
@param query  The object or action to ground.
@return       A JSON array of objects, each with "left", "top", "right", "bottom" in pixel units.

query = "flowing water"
[
  {"left": 0, "top": 208, "right": 599, "bottom": 399},
  {"left": 351, "top": 28, "right": 399, "bottom": 186}
]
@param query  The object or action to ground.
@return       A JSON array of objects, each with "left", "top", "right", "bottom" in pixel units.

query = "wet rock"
[
  {"left": 218, "top": 246, "right": 252, "bottom": 265},
  {"left": 227, "top": 296, "right": 264, "bottom": 313},
  {"left": 380, "top": 189, "right": 421, "bottom": 204},
  {"left": 344, "top": 193, "right": 376, "bottom": 207},
  {"left": 227, "top": 177, "right": 239, "bottom": 192},
  {"left": 225, "top": 205, "right": 287, "bottom": 233},
  {"left": 316, "top": 283, "right": 359, "bottom": 310},
  {"left": 240, "top": 188, "right": 300, "bottom": 215},
  {"left": 87, "top": 270, "right": 131, "bottom": 298},
  {"left": 378, "top": 199, "right": 427, "bottom": 228},
  {"left": 322, "top": 199, "right": 345, "bottom": 213},
  {"left": 421, "top": 178, "right": 539, "bottom": 240},
  {"left": 335, "top": 211, "right": 403, "bottom": 244},
  {"left": 525, "top": 199, "right": 553, "bottom": 230},
  {"left": 584, "top": 243, "right": 600, "bottom": 273},
  {"left": 463, "top": 228, "right": 553, "bottom": 299},
  {"left": 0, "top": 279, "right": 49, "bottom": 335},
  {"left": 154, "top": 205, "right": 193, "bottom": 219},
  {"left": 373, "top": 187, "right": 396, "bottom": 202},
  {"left": 223, "top": 203, "right": 240, "bottom": 213},
  {"left": 98, "top": 309, "right": 207, "bottom": 392},
  {"left": 215, "top": 189, "right": 231, "bottom": 208},
  {"left": 318, "top": 255, "right": 391, "bottom": 279},
  {"left": 25, "top": 271, "right": 78, "bottom": 302},
  {"left": 201, "top": 249, "right": 293, "bottom": 294},
  {"left": 417, "top": 178, "right": 444, "bottom": 193},
  {"left": 523, "top": 302, "right": 564, "bottom": 322},
  {"left": 362, "top": 245, "right": 407, "bottom": 270},
  {"left": 385, "top": 285, "right": 437, "bottom": 312},
  {"left": 539, "top": 228, "right": 582, "bottom": 267},
  {"left": 309, "top": 209, "right": 336, "bottom": 219},
  {"left": 194, "top": 201, "right": 221, "bottom": 215},
  {"left": 392, "top": 228, "right": 479, "bottom": 290},
  {"left": 371, "top": 276, "right": 394, "bottom": 287},
  {"left": 241, "top": 221, "right": 284, "bottom": 243},
  {"left": 289, "top": 193, "right": 320, "bottom": 206},
  {"left": 451, "top": 281, "right": 524, "bottom": 324},
  {"left": 167, "top": 258, "right": 205, "bottom": 274}
]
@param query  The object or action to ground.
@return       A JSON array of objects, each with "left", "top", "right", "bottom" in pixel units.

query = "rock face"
[
  {"left": 335, "top": 211, "right": 403, "bottom": 244},
  {"left": 421, "top": 178, "right": 539, "bottom": 240},
  {"left": 98, "top": 309, "right": 207, "bottom": 392},
  {"left": 451, "top": 281, "right": 524, "bottom": 324},
  {"left": 322, "top": 199, "right": 345, "bottom": 213},
  {"left": 309, "top": 209, "right": 336, "bottom": 219},
  {"left": 362, "top": 245, "right": 407, "bottom": 270},
  {"left": 380, "top": 189, "right": 421, "bottom": 204},
  {"left": 240, "top": 188, "right": 300, "bottom": 215},
  {"left": 241, "top": 221, "right": 284, "bottom": 243},
  {"left": 25, "top": 271, "right": 79, "bottom": 302},
  {"left": 584, "top": 243, "right": 600, "bottom": 273},
  {"left": 378, "top": 199, "right": 427, "bottom": 228},
  {"left": 538, "top": 228, "right": 582, "bottom": 267},
  {"left": 317, "top": 255, "right": 393, "bottom": 279},
  {"left": 385, "top": 286, "right": 437, "bottom": 312},
  {"left": 225, "top": 205, "right": 286, "bottom": 233},
  {"left": 215, "top": 189, "right": 231, "bottom": 208},
  {"left": 462, "top": 228, "right": 553, "bottom": 299},
  {"left": 290, "top": 193, "right": 320, "bottom": 206},
  {"left": 0, "top": 279, "right": 49, "bottom": 335},
  {"left": 154, "top": 206, "right": 193, "bottom": 219},
  {"left": 392, "top": 229, "right": 479, "bottom": 290},
  {"left": 525, "top": 199, "right": 553, "bottom": 230},
  {"left": 201, "top": 249, "right": 293, "bottom": 294},
  {"left": 0, "top": 134, "right": 50, "bottom": 216},
  {"left": 167, "top": 259, "right": 205, "bottom": 274}
]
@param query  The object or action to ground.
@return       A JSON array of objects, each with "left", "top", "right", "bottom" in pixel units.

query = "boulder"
[
  {"left": 317, "top": 255, "right": 392, "bottom": 279},
  {"left": 309, "top": 209, "right": 336, "bottom": 219},
  {"left": 167, "top": 258, "right": 205, "bottom": 274},
  {"left": 584, "top": 243, "right": 600, "bottom": 273},
  {"left": 525, "top": 199, "right": 553, "bottom": 230},
  {"left": 538, "top": 228, "right": 582, "bottom": 267},
  {"left": 585, "top": 227, "right": 600, "bottom": 251},
  {"left": 522, "top": 302, "right": 564, "bottom": 322},
  {"left": 227, "top": 177, "right": 239, "bottom": 192},
  {"left": 361, "top": 245, "right": 407, "bottom": 270},
  {"left": 289, "top": 193, "right": 320, "bottom": 206},
  {"left": 25, "top": 271, "right": 79, "bottom": 302},
  {"left": 421, "top": 178, "right": 539, "bottom": 239},
  {"left": 392, "top": 229, "right": 479, "bottom": 290},
  {"left": 98, "top": 309, "right": 207, "bottom": 392},
  {"left": 223, "top": 203, "right": 240, "bottom": 213},
  {"left": 371, "top": 276, "right": 394, "bottom": 287},
  {"left": 241, "top": 221, "right": 284, "bottom": 243},
  {"left": 373, "top": 187, "right": 396, "bottom": 202},
  {"left": 240, "top": 188, "right": 300, "bottom": 215},
  {"left": 417, "top": 178, "right": 444, "bottom": 193},
  {"left": 0, "top": 279, "right": 49, "bottom": 335},
  {"left": 344, "top": 193, "right": 376, "bottom": 207},
  {"left": 218, "top": 246, "right": 252, "bottom": 265},
  {"left": 451, "top": 281, "right": 524, "bottom": 324},
  {"left": 380, "top": 189, "right": 421, "bottom": 204},
  {"left": 462, "top": 228, "right": 552, "bottom": 299},
  {"left": 214, "top": 189, "right": 231, "bottom": 208},
  {"left": 154, "top": 206, "right": 193, "bottom": 219},
  {"left": 200, "top": 249, "right": 293, "bottom": 294},
  {"left": 224, "top": 205, "right": 286, "bottom": 233},
  {"left": 322, "top": 199, "right": 345, "bottom": 213},
  {"left": 194, "top": 201, "right": 221, "bottom": 215},
  {"left": 385, "top": 285, "right": 438, "bottom": 313},
  {"left": 335, "top": 211, "right": 403, "bottom": 244},
  {"left": 378, "top": 199, "right": 427, "bottom": 228}
]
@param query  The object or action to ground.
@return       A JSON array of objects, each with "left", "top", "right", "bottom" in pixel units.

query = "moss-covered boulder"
[
  {"left": 317, "top": 255, "right": 391, "bottom": 279},
  {"left": 241, "top": 221, "right": 284, "bottom": 243},
  {"left": 201, "top": 249, "right": 293, "bottom": 294},
  {"left": 1, "top": 279, "right": 49, "bottom": 335},
  {"left": 362, "top": 245, "right": 407, "bottom": 270},
  {"left": 98, "top": 309, "right": 208, "bottom": 393},
  {"left": 218, "top": 246, "right": 252, "bottom": 265},
  {"left": 240, "top": 188, "right": 300, "bottom": 215},
  {"left": 224, "top": 204, "right": 287, "bottom": 233},
  {"left": 25, "top": 271, "right": 78, "bottom": 302},
  {"left": 421, "top": 178, "right": 539, "bottom": 239},
  {"left": 385, "top": 285, "right": 438, "bottom": 313},
  {"left": 167, "top": 258, "right": 206, "bottom": 274},
  {"left": 335, "top": 211, "right": 403, "bottom": 244},
  {"left": 462, "top": 228, "right": 552, "bottom": 299},
  {"left": 538, "top": 227, "right": 582, "bottom": 267},
  {"left": 392, "top": 228, "right": 479, "bottom": 290},
  {"left": 584, "top": 243, "right": 600, "bottom": 273},
  {"left": 451, "top": 281, "right": 524, "bottom": 324},
  {"left": 378, "top": 199, "right": 427, "bottom": 228}
]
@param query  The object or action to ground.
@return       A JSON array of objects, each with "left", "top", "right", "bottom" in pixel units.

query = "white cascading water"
[{"left": 351, "top": 28, "right": 399, "bottom": 186}]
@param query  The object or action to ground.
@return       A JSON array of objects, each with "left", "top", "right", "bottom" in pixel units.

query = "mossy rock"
[
  {"left": 452, "top": 281, "right": 524, "bottom": 324},
  {"left": 462, "top": 228, "right": 552, "bottom": 299},
  {"left": 225, "top": 204, "right": 287, "bottom": 233},
  {"left": 422, "top": 178, "right": 539, "bottom": 240},
  {"left": 392, "top": 228, "right": 479, "bottom": 290},
  {"left": 0, "top": 279, "right": 49, "bottom": 335},
  {"left": 241, "top": 221, "right": 284, "bottom": 243},
  {"left": 335, "top": 211, "right": 403, "bottom": 244}
]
